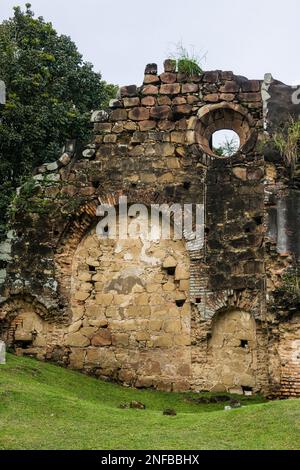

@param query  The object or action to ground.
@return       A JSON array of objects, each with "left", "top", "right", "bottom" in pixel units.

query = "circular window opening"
[
  {"left": 211, "top": 130, "right": 241, "bottom": 157},
  {"left": 195, "top": 103, "right": 256, "bottom": 159}
]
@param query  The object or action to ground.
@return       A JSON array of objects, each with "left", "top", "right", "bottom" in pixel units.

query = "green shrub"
[{"left": 273, "top": 118, "right": 300, "bottom": 170}]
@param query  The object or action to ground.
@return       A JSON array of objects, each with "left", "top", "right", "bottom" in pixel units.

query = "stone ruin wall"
[{"left": 0, "top": 61, "right": 299, "bottom": 396}]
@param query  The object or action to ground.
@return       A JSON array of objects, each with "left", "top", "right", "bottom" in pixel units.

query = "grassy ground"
[{"left": 0, "top": 353, "right": 299, "bottom": 450}]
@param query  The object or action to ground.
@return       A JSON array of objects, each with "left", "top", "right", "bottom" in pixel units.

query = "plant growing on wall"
[
  {"left": 168, "top": 43, "right": 205, "bottom": 78},
  {"left": 9, "top": 176, "right": 58, "bottom": 218},
  {"left": 213, "top": 136, "right": 240, "bottom": 157},
  {"left": 273, "top": 118, "right": 300, "bottom": 171}
]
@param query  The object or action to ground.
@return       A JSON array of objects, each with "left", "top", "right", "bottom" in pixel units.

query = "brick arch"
[
  {"left": 0, "top": 295, "right": 51, "bottom": 347},
  {"left": 195, "top": 288, "right": 266, "bottom": 321},
  {"left": 54, "top": 189, "right": 197, "bottom": 304}
]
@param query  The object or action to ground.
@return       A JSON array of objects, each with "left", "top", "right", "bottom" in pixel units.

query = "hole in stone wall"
[
  {"left": 195, "top": 298, "right": 202, "bottom": 304},
  {"left": 242, "top": 386, "right": 253, "bottom": 395},
  {"left": 176, "top": 299, "right": 186, "bottom": 308},
  {"left": 14, "top": 340, "right": 32, "bottom": 350},
  {"left": 240, "top": 339, "right": 249, "bottom": 349},
  {"left": 183, "top": 181, "right": 191, "bottom": 190},
  {"left": 211, "top": 130, "right": 240, "bottom": 157},
  {"left": 195, "top": 103, "right": 255, "bottom": 159},
  {"left": 254, "top": 216, "right": 263, "bottom": 226},
  {"left": 166, "top": 267, "right": 176, "bottom": 276},
  {"left": 244, "top": 221, "right": 256, "bottom": 234},
  {"left": 89, "top": 265, "right": 96, "bottom": 272},
  {"left": 92, "top": 179, "right": 100, "bottom": 189}
]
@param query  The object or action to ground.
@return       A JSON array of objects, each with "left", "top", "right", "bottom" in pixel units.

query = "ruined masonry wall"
[{"left": 0, "top": 61, "right": 299, "bottom": 396}]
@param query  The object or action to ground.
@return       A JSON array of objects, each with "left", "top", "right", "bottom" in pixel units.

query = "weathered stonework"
[{"left": 0, "top": 62, "right": 299, "bottom": 397}]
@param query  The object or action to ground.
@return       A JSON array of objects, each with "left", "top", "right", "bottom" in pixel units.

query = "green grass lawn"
[{"left": 0, "top": 353, "right": 299, "bottom": 450}]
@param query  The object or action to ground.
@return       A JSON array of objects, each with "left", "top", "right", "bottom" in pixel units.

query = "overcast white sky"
[{"left": 0, "top": 0, "right": 299, "bottom": 87}]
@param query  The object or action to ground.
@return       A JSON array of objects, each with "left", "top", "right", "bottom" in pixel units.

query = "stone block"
[
  {"left": 69, "top": 348, "right": 85, "bottom": 369},
  {"left": 153, "top": 334, "right": 173, "bottom": 348},
  {"left": 103, "top": 134, "right": 117, "bottom": 144},
  {"left": 110, "top": 109, "right": 127, "bottom": 121},
  {"left": 150, "top": 105, "right": 171, "bottom": 120},
  {"left": 163, "top": 282, "right": 176, "bottom": 292},
  {"left": 144, "top": 74, "right": 160, "bottom": 85},
  {"left": 203, "top": 71, "right": 219, "bottom": 82},
  {"left": 145, "top": 63, "right": 158, "bottom": 75},
  {"left": 232, "top": 167, "right": 247, "bottom": 180},
  {"left": 135, "top": 376, "right": 153, "bottom": 388},
  {"left": 157, "top": 95, "right": 172, "bottom": 105},
  {"left": 170, "top": 132, "right": 185, "bottom": 144},
  {"left": 126, "top": 305, "right": 151, "bottom": 318},
  {"left": 141, "top": 96, "right": 156, "bottom": 106},
  {"left": 175, "top": 265, "right": 189, "bottom": 281},
  {"left": 173, "top": 380, "right": 190, "bottom": 392},
  {"left": 139, "top": 120, "right": 157, "bottom": 131},
  {"left": 182, "top": 83, "right": 199, "bottom": 93},
  {"left": 85, "top": 349, "right": 118, "bottom": 369},
  {"left": 120, "top": 85, "right": 138, "bottom": 97},
  {"left": 128, "top": 107, "right": 150, "bottom": 121},
  {"left": 241, "top": 80, "right": 261, "bottom": 92},
  {"left": 142, "top": 85, "right": 159, "bottom": 95},
  {"left": 155, "top": 143, "right": 175, "bottom": 157},
  {"left": 239, "top": 92, "right": 261, "bottom": 102},
  {"left": 163, "top": 256, "right": 177, "bottom": 269},
  {"left": 68, "top": 320, "right": 82, "bottom": 334},
  {"left": 204, "top": 93, "right": 219, "bottom": 102},
  {"left": 124, "top": 121, "right": 138, "bottom": 131},
  {"left": 158, "top": 172, "right": 174, "bottom": 183},
  {"left": 78, "top": 272, "right": 92, "bottom": 282},
  {"left": 164, "top": 59, "right": 177, "bottom": 72},
  {"left": 133, "top": 293, "right": 149, "bottom": 305},
  {"left": 112, "top": 123, "right": 124, "bottom": 133},
  {"left": 112, "top": 333, "right": 129, "bottom": 347},
  {"left": 174, "top": 335, "right": 191, "bottom": 346},
  {"left": 91, "top": 329, "right": 112, "bottom": 346},
  {"left": 172, "top": 96, "right": 186, "bottom": 105},
  {"left": 187, "top": 95, "right": 198, "bottom": 105},
  {"left": 158, "top": 120, "right": 175, "bottom": 131},
  {"left": 66, "top": 332, "right": 90, "bottom": 348},
  {"left": 74, "top": 291, "right": 90, "bottom": 301},
  {"left": 173, "top": 104, "right": 192, "bottom": 115},
  {"left": 135, "top": 331, "right": 150, "bottom": 341},
  {"left": 149, "top": 320, "right": 163, "bottom": 331},
  {"left": 160, "top": 72, "right": 177, "bottom": 84},
  {"left": 164, "top": 319, "right": 181, "bottom": 333},
  {"left": 220, "top": 81, "right": 239, "bottom": 93},
  {"left": 123, "top": 97, "right": 140, "bottom": 108},
  {"left": 95, "top": 293, "right": 114, "bottom": 305},
  {"left": 160, "top": 84, "right": 181, "bottom": 95},
  {"left": 220, "top": 93, "right": 235, "bottom": 102}
]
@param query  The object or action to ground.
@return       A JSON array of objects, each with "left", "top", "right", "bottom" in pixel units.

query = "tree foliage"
[{"left": 0, "top": 4, "right": 117, "bottom": 236}]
